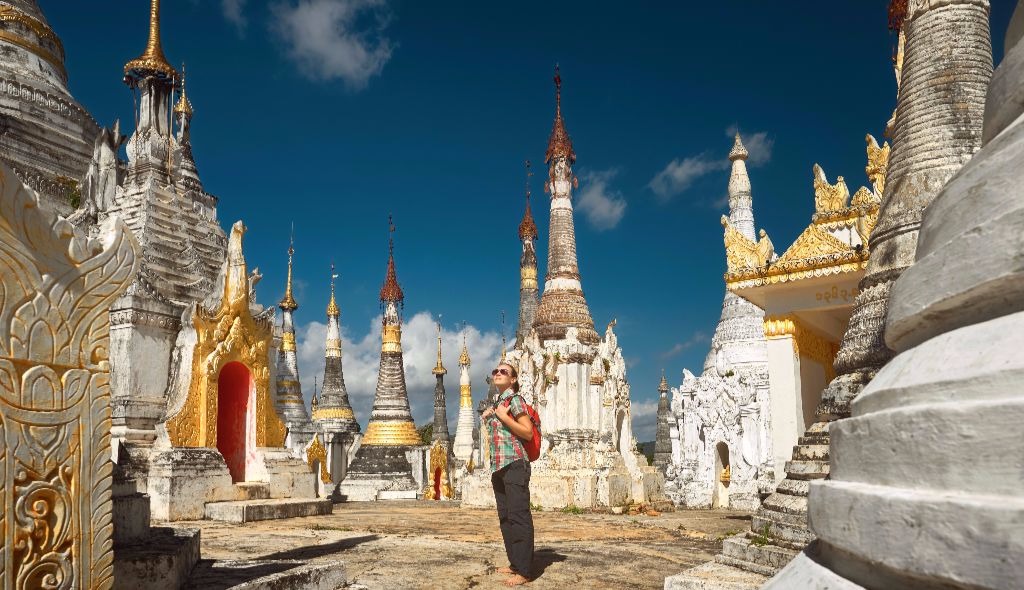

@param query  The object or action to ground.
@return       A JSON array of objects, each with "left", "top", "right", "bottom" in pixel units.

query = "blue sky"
[{"left": 46, "top": 1, "right": 1014, "bottom": 441}]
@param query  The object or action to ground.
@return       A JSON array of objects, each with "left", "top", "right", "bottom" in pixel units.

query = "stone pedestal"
[{"left": 147, "top": 447, "right": 236, "bottom": 521}]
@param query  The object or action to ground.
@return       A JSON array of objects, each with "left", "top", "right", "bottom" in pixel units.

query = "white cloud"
[
  {"left": 222, "top": 0, "right": 247, "bottom": 33},
  {"left": 648, "top": 155, "right": 728, "bottom": 202},
  {"left": 295, "top": 311, "right": 503, "bottom": 429},
  {"left": 630, "top": 400, "right": 660, "bottom": 443},
  {"left": 270, "top": 0, "right": 394, "bottom": 90},
  {"left": 576, "top": 170, "right": 627, "bottom": 230},
  {"left": 659, "top": 331, "right": 709, "bottom": 360},
  {"left": 649, "top": 126, "right": 774, "bottom": 202}
]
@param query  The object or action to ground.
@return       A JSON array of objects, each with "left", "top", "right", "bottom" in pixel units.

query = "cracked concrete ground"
[{"left": 171, "top": 501, "right": 751, "bottom": 589}]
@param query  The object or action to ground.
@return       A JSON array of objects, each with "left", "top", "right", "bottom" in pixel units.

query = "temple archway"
[
  {"left": 432, "top": 467, "right": 442, "bottom": 500},
  {"left": 218, "top": 361, "right": 253, "bottom": 482},
  {"left": 712, "top": 441, "right": 731, "bottom": 509}
]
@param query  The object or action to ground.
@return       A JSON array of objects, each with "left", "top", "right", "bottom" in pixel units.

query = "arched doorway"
[
  {"left": 218, "top": 361, "right": 252, "bottom": 482},
  {"left": 712, "top": 442, "right": 731, "bottom": 509}
]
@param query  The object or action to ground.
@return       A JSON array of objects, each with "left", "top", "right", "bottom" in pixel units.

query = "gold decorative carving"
[
  {"left": 423, "top": 442, "right": 453, "bottom": 500},
  {"left": 306, "top": 434, "right": 330, "bottom": 483},
  {"left": 775, "top": 224, "right": 851, "bottom": 267},
  {"left": 361, "top": 420, "right": 422, "bottom": 446},
  {"left": 381, "top": 325, "right": 402, "bottom": 353},
  {"left": 813, "top": 164, "right": 850, "bottom": 213},
  {"left": 311, "top": 407, "right": 354, "bottom": 421},
  {"left": 720, "top": 465, "right": 731, "bottom": 484},
  {"left": 280, "top": 332, "right": 296, "bottom": 352},
  {"left": 864, "top": 134, "right": 890, "bottom": 199},
  {"left": 764, "top": 315, "right": 839, "bottom": 381},
  {"left": 721, "top": 217, "right": 773, "bottom": 272},
  {"left": 165, "top": 221, "right": 287, "bottom": 449},
  {"left": 0, "top": 164, "right": 139, "bottom": 589}
]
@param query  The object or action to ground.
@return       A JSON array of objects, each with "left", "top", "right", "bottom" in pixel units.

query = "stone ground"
[{"left": 170, "top": 501, "right": 751, "bottom": 589}]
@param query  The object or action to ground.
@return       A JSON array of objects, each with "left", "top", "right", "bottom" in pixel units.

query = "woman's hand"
[
  {"left": 482, "top": 407, "right": 495, "bottom": 420},
  {"left": 495, "top": 403, "right": 510, "bottom": 422}
]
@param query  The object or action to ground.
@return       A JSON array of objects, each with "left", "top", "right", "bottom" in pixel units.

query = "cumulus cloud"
[
  {"left": 222, "top": 0, "right": 247, "bottom": 33},
  {"left": 270, "top": 0, "right": 394, "bottom": 90},
  {"left": 630, "top": 400, "right": 660, "bottom": 443},
  {"left": 576, "top": 169, "right": 627, "bottom": 230},
  {"left": 659, "top": 331, "right": 709, "bottom": 360},
  {"left": 295, "top": 311, "right": 503, "bottom": 429},
  {"left": 649, "top": 126, "right": 774, "bottom": 202},
  {"left": 648, "top": 155, "right": 728, "bottom": 202}
]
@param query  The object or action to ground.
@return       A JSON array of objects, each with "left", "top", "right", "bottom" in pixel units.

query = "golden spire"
[
  {"left": 433, "top": 322, "right": 447, "bottom": 375},
  {"left": 519, "top": 160, "right": 538, "bottom": 240},
  {"left": 379, "top": 215, "right": 404, "bottom": 303},
  {"left": 279, "top": 226, "right": 298, "bottom": 311},
  {"left": 459, "top": 330, "right": 471, "bottom": 366},
  {"left": 545, "top": 64, "right": 576, "bottom": 165},
  {"left": 326, "top": 263, "right": 340, "bottom": 317},
  {"left": 124, "top": 0, "right": 178, "bottom": 80},
  {"left": 173, "top": 62, "right": 193, "bottom": 117},
  {"left": 658, "top": 369, "right": 669, "bottom": 393}
]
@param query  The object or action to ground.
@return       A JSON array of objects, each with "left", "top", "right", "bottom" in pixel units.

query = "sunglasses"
[{"left": 491, "top": 368, "right": 511, "bottom": 376}]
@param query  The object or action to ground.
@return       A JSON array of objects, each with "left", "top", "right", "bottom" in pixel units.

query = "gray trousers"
[{"left": 491, "top": 459, "right": 534, "bottom": 577}]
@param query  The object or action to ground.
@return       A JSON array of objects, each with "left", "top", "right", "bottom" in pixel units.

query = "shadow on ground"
[
  {"left": 259, "top": 534, "right": 379, "bottom": 561},
  {"left": 532, "top": 548, "right": 568, "bottom": 580}
]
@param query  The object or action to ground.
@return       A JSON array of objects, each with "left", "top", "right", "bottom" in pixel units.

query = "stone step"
[
  {"left": 664, "top": 561, "right": 768, "bottom": 590},
  {"left": 722, "top": 533, "right": 799, "bottom": 573},
  {"left": 751, "top": 509, "right": 815, "bottom": 547},
  {"left": 185, "top": 560, "right": 347, "bottom": 590},
  {"left": 233, "top": 482, "right": 271, "bottom": 501},
  {"left": 797, "top": 434, "right": 830, "bottom": 445},
  {"left": 791, "top": 444, "right": 830, "bottom": 461},
  {"left": 204, "top": 498, "right": 332, "bottom": 523},
  {"left": 783, "top": 459, "right": 830, "bottom": 480},
  {"left": 113, "top": 527, "right": 201, "bottom": 590},
  {"left": 762, "top": 491, "right": 807, "bottom": 516},
  {"left": 775, "top": 479, "right": 810, "bottom": 497},
  {"left": 715, "top": 554, "right": 780, "bottom": 578}
]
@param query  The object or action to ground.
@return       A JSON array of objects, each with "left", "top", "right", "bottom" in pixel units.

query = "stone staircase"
[
  {"left": 716, "top": 421, "right": 830, "bottom": 577},
  {"left": 204, "top": 483, "right": 333, "bottom": 523}
]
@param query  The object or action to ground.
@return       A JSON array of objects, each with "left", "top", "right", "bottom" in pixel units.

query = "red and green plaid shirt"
[{"left": 488, "top": 389, "right": 527, "bottom": 472}]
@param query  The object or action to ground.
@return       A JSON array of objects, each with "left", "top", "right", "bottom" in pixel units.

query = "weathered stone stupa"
[
  {"left": 769, "top": 1, "right": 1020, "bottom": 586},
  {"left": 311, "top": 265, "right": 362, "bottom": 491},
  {"left": 463, "top": 68, "right": 662, "bottom": 509},
  {"left": 337, "top": 221, "right": 422, "bottom": 500},
  {"left": 275, "top": 235, "right": 316, "bottom": 454},
  {"left": 424, "top": 325, "right": 455, "bottom": 500},
  {"left": 653, "top": 372, "right": 672, "bottom": 472},
  {"left": 0, "top": 0, "right": 100, "bottom": 215},
  {"left": 664, "top": 134, "right": 772, "bottom": 512},
  {"left": 516, "top": 162, "right": 540, "bottom": 348}
]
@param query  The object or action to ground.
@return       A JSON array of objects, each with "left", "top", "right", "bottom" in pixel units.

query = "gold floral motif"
[
  {"left": 165, "top": 221, "right": 287, "bottom": 449},
  {"left": 774, "top": 224, "right": 851, "bottom": 267},
  {"left": 305, "top": 434, "right": 330, "bottom": 483},
  {"left": 0, "top": 163, "right": 139, "bottom": 589},
  {"left": 722, "top": 217, "right": 773, "bottom": 272},
  {"left": 864, "top": 134, "right": 890, "bottom": 200}
]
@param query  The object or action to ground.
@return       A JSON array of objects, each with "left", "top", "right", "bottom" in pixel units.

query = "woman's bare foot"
[
  {"left": 504, "top": 573, "right": 530, "bottom": 586},
  {"left": 495, "top": 566, "right": 515, "bottom": 574}
]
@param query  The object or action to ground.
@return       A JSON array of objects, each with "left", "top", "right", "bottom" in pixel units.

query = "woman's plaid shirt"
[{"left": 487, "top": 389, "right": 527, "bottom": 472}]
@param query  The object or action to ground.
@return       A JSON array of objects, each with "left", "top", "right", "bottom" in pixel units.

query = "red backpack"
[{"left": 502, "top": 394, "right": 542, "bottom": 461}]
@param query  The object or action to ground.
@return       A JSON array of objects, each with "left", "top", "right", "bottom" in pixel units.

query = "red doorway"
[
  {"left": 432, "top": 467, "right": 441, "bottom": 500},
  {"left": 218, "top": 361, "right": 251, "bottom": 482}
]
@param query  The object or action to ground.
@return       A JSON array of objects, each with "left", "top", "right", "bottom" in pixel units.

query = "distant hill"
[{"left": 637, "top": 441, "right": 655, "bottom": 466}]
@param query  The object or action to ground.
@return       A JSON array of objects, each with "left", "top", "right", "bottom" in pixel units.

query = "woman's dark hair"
[{"left": 499, "top": 363, "right": 520, "bottom": 393}]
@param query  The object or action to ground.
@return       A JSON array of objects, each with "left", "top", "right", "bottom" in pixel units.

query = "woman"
[{"left": 481, "top": 362, "right": 534, "bottom": 587}]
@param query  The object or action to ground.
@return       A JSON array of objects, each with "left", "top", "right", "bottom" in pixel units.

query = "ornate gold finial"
[
  {"left": 379, "top": 215, "right": 404, "bottom": 303},
  {"left": 865, "top": 134, "right": 891, "bottom": 198},
  {"left": 519, "top": 160, "right": 539, "bottom": 240},
  {"left": 279, "top": 224, "right": 298, "bottom": 311},
  {"left": 459, "top": 328, "right": 471, "bottom": 366},
  {"left": 327, "top": 263, "right": 340, "bottom": 317},
  {"left": 658, "top": 369, "right": 669, "bottom": 393},
  {"left": 124, "top": 0, "right": 178, "bottom": 80},
  {"left": 729, "top": 133, "right": 748, "bottom": 162},
  {"left": 545, "top": 64, "right": 576, "bottom": 164},
  {"left": 173, "top": 62, "right": 194, "bottom": 117},
  {"left": 888, "top": 0, "right": 908, "bottom": 33},
  {"left": 433, "top": 321, "right": 447, "bottom": 375}
]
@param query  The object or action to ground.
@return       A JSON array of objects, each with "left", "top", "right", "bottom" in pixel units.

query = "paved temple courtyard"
[{"left": 171, "top": 502, "right": 750, "bottom": 589}]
